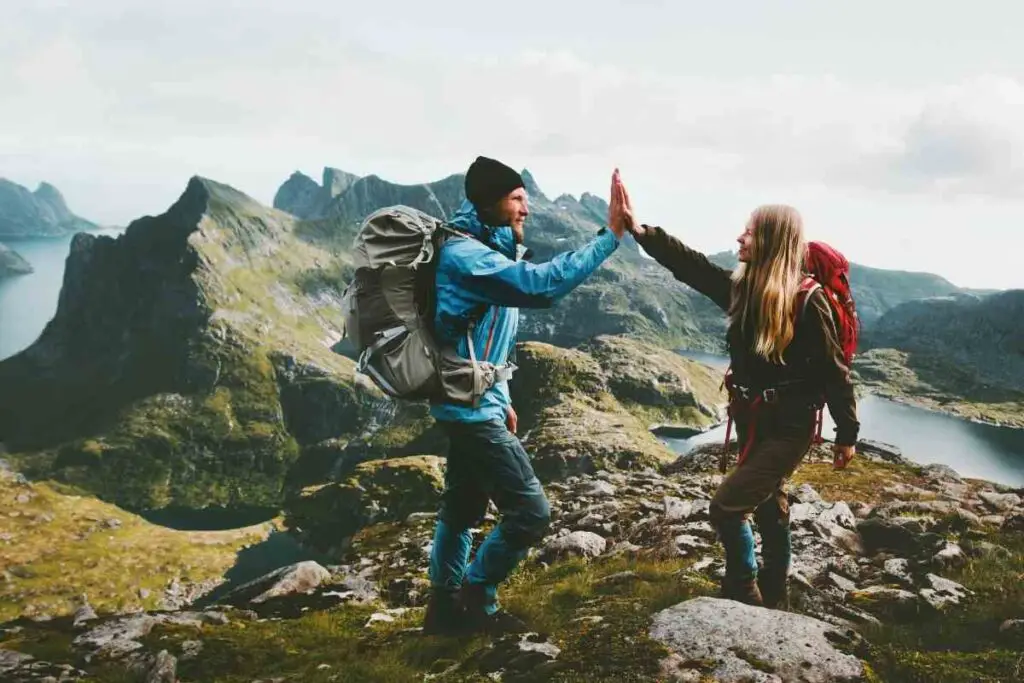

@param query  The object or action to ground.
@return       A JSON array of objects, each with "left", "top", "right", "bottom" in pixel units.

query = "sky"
[{"left": 2, "top": 0, "right": 1023, "bottom": 289}]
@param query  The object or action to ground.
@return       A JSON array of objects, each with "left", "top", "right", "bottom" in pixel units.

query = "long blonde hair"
[{"left": 728, "top": 205, "right": 806, "bottom": 364}]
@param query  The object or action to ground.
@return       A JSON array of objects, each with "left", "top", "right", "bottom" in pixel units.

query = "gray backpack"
[{"left": 340, "top": 205, "right": 516, "bottom": 406}]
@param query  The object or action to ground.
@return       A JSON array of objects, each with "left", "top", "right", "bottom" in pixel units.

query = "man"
[{"left": 424, "top": 156, "right": 628, "bottom": 635}]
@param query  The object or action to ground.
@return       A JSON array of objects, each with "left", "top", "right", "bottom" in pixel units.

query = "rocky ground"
[{"left": 2, "top": 442, "right": 1022, "bottom": 682}]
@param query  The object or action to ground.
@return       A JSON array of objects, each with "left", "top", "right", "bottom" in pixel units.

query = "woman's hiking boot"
[
  {"left": 720, "top": 576, "right": 764, "bottom": 607},
  {"left": 757, "top": 570, "right": 790, "bottom": 610}
]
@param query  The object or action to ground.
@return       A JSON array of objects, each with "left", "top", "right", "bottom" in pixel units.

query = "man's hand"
[
  {"left": 506, "top": 405, "right": 518, "bottom": 435},
  {"left": 833, "top": 444, "right": 855, "bottom": 470},
  {"left": 608, "top": 168, "right": 636, "bottom": 239}
]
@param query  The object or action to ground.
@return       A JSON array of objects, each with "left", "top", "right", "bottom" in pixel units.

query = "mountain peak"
[{"left": 520, "top": 169, "right": 549, "bottom": 203}]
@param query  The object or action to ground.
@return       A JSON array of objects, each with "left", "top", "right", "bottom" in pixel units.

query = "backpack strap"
[{"left": 798, "top": 278, "right": 822, "bottom": 322}]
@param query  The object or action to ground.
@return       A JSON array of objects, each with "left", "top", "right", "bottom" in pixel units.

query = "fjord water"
[
  {"left": 0, "top": 230, "right": 121, "bottom": 360},
  {"left": 671, "top": 351, "right": 1024, "bottom": 487}
]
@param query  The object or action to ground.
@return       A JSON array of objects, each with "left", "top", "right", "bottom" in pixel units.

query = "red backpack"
[{"left": 798, "top": 240, "right": 860, "bottom": 441}]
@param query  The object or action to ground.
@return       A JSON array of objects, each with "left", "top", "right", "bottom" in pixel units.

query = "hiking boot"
[
  {"left": 422, "top": 590, "right": 465, "bottom": 636},
  {"left": 458, "top": 581, "right": 529, "bottom": 636},
  {"left": 720, "top": 577, "right": 764, "bottom": 607},
  {"left": 758, "top": 571, "right": 790, "bottom": 610}
]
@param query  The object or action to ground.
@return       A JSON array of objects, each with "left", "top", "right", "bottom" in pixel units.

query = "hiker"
[
  {"left": 424, "top": 157, "right": 629, "bottom": 635},
  {"left": 609, "top": 174, "right": 858, "bottom": 609}
]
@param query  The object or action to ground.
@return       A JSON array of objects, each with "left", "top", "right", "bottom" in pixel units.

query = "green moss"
[
  {"left": 0, "top": 474, "right": 273, "bottom": 621},
  {"left": 284, "top": 456, "right": 445, "bottom": 555},
  {"left": 790, "top": 449, "right": 923, "bottom": 505},
  {"left": 863, "top": 529, "right": 1024, "bottom": 682}
]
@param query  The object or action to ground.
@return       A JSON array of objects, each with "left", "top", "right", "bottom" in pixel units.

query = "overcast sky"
[{"left": 2, "top": 0, "right": 1023, "bottom": 288}]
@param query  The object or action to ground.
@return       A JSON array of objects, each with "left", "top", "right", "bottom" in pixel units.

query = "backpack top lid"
[
  {"left": 350, "top": 205, "right": 443, "bottom": 271},
  {"left": 801, "top": 240, "right": 859, "bottom": 363}
]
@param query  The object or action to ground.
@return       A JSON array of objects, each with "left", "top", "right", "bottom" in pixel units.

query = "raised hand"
[
  {"left": 609, "top": 169, "right": 645, "bottom": 238},
  {"left": 608, "top": 168, "right": 638, "bottom": 238}
]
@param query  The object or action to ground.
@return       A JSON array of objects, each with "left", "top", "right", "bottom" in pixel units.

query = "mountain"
[
  {"left": 0, "top": 179, "right": 98, "bottom": 238},
  {"left": 0, "top": 242, "right": 33, "bottom": 278},
  {"left": 272, "top": 167, "right": 362, "bottom": 219},
  {"left": 855, "top": 290, "right": 1024, "bottom": 425},
  {"left": 706, "top": 250, "right": 963, "bottom": 328},
  {"left": 0, "top": 177, "right": 437, "bottom": 512}
]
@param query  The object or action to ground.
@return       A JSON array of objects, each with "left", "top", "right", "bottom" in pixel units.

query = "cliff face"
[{"left": 0, "top": 178, "right": 421, "bottom": 511}]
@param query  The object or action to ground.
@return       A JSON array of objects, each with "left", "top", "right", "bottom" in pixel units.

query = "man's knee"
[
  {"left": 501, "top": 494, "right": 551, "bottom": 548},
  {"left": 439, "top": 493, "right": 489, "bottom": 531}
]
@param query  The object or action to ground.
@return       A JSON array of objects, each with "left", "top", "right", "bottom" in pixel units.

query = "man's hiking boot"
[
  {"left": 758, "top": 570, "right": 790, "bottom": 610},
  {"left": 458, "top": 581, "right": 529, "bottom": 635},
  {"left": 422, "top": 590, "right": 465, "bottom": 636},
  {"left": 720, "top": 577, "right": 764, "bottom": 607}
]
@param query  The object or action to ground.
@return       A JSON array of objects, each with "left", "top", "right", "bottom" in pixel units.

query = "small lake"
[
  {"left": 668, "top": 350, "right": 1024, "bottom": 487},
  {"left": 0, "top": 230, "right": 123, "bottom": 360}
]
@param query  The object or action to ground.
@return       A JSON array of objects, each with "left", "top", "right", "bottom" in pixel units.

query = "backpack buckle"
[{"left": 762, "top": 387, "right": 778, "bottom": 403}]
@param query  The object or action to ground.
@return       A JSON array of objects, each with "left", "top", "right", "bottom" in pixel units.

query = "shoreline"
[{"left": 863, "top": 387, "right": 1024, "bottom": 431}]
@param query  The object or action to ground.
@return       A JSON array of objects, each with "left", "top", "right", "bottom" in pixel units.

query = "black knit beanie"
[{"left": 465, "top": 156, "right": 524, "bottom": 209}]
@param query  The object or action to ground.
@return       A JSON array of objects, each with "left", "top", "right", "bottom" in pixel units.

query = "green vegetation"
[{"left": 0, "top": 473, "right": 273, "bottom": 622}]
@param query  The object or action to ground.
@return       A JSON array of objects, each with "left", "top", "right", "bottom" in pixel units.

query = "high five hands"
[{"left": 608, "top": 168, "right": 647, "bottom": 239}]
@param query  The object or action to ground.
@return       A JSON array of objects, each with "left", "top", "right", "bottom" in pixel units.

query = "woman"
[{"left": 609, "top": 175, "right": 858, "bottom": 608}]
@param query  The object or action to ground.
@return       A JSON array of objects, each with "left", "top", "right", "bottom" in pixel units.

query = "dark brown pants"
[{"left": 712, "top": 403, "right": 816, "bottom": 520}]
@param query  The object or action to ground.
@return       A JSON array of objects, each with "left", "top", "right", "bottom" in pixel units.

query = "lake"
[
  {"left": 668, "top": 350, "right": 1024, "bottom": 487},
  {"left": 0, "top": 230, "right": 122, "bottom": 360}
]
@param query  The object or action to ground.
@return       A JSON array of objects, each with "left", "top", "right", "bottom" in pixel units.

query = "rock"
[
  {"left": 919, "top": 463, "right": 962, "bottom": 482},
  {"left": 857, "top": 439, "right": 904, "bottom": 462},
  {"left": 541, "top": 531, "right": 607, "bottom": 560},
  {"left": 962, "top": 540, "right": 1011, "bottom": 559},
  {"left": 1002, "top": 514, "right": 1024, "bottom": 532},
  {"left": 789, "top": 502, "right": 820, "bottom": 526},
  {"left": 578, "top": 480, "right": 617, "bottom": 498},
  {"left": 144, "top": 650, "right": 177, "bottom": 683},
  {"left": 179, "top": 640, "right": 203, "bottom": 660},
  {"left": 920, "top": 574, "right": 971, "bottom": 610},
  {"left": 663, "top": 496, "right": 695, "bottom": 521},
  {"left": 0, "top": 649, "right": 34, "bottom": 674},
  {"left": 849, "top": 586, "right": 920, "bottom": 612},
  {"left": 73, "top": 603, "right": 98, "bottom": 628},
  {"left": 658, "top": 653, "right": 707, "bottom": 682},
  {"left": 978, "top": 491, "right": 1021, "bottom": 512},
  {"left": 998, "top": 619, "right": 1024, "bottom": 644},
  {"left": 285, "top": 456, "right": 445, "bottom": 555},
  {"left": 138, "top": 588, "right": 151, "bottom": 600},
  {"left": 857, "top": 518, "right": 942, "bottom": 557},
  {"left": 73, "top": 615, "right": 157, "bottom": 654},
  {"left": 817, "top": 502, "right": 856, "bottom": 530},
  {"left": 828, "top": 572, "right": 858, "bottom": 592},
  {"left": 932, "top": 542, "right": 967, "bottom": 570},
  {"left": 650, "top": 597, "right": 864, "bottom": 682},
  {"left": 792, "top": 483, "right": 823, "bottom": 504},
  {"left": 673, "top": 534, "right": 710, "bottom": 556},
  {"left": 221, "top": 561, "right": 332, "bottom": 606},
  {"left": 882, "top": 558, "right": 912, "bottom": 584},
  {"left": 159, "top": 577, "right": 221, "bottom": 611}
]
